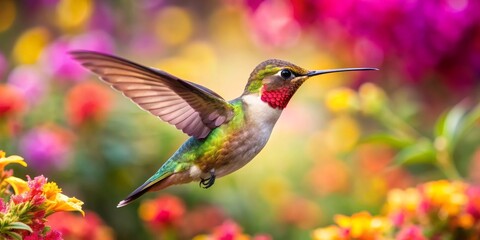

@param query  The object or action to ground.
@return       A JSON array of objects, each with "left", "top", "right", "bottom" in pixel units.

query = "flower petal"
[{"left": 5, "top": 176, "right": 29, "bottom": 194}]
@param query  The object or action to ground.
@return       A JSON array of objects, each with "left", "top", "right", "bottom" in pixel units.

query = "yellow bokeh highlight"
[
  {"left": 155, "top": 41, "right": 217, "bottom": 82},
  {"left": 56, "top": 0, "right": 93, "bottom": 31},
  {"left": 12, "top": 27, "right": 50, "bottom": 64},
  {"left": 0, "top": 0, "right": 16, "bottom": 33},
  {"left": 311, "top": 225, "right": 341, "bottom": 240},
  {"left": 385, "top": 188, "right": 420, "bottom": 214},
  {"left": 359, "top": 82, "right": 387, "bottom": 115},
  {"left": 325, "top": 115, "right": 361, "bottom": 153},
  {"left": 209, "top": 6, "right": 249, "bottom": 48},
  {"left": 325, "top": 87, "right": 359, "bottom": 113},
  {"left": 259, "top": 176, "right": 291, "bottom": 206},
  {"left": 154, "top": 7, "right": 193, "bottom": 46}
]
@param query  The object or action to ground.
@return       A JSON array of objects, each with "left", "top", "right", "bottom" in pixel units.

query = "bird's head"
[{"left": 244, "top": 59, "right": 377, "bottom": 109}]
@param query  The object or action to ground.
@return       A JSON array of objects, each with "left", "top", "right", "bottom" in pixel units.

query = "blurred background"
[{"left": 1, "top": 0, "right": 480, "bottom": 239}]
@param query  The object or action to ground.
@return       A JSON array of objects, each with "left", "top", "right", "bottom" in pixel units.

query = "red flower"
[
  {"left": 139, "top": 194, "right": 186, "bottom": 230},
  {"left": 47, "top": 211, "right": 113, "bottom": 240},
  {"left": 0, "top": 84, "right": 25, "bottom": 118},
  {"left": 66, "top": 82, "right": 111, "bottom": 126}
]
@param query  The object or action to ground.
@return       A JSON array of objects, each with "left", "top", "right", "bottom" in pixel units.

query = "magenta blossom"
[
  {"left": 19, "top": 127, "right": 71, "bottom": 172},
  {"left": 42, "top": 31, "right": 114, "bottom": 82},
  {"left": 7, "top": 66, "right": 47, "bottom": 105},
  {"left": 0, "top": 52, "right": 7, "bottom": 79}
]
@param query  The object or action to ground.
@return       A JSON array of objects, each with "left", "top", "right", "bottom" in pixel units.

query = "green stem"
[
  {"left": 435, "top": 137, "right": 462, "bottom": 180},
  {"left": 378, "top": 107, "right": 421, "bottom": 141},
  {"left": 0, "top": 118, "right": 10, "bottom": 151}
]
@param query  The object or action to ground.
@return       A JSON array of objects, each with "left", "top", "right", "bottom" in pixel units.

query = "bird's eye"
[{"left": 280, "top": 69, "right": 292, "bottom": 79}]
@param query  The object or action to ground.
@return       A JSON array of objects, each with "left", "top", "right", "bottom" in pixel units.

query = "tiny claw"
[{"left": 199, "top": 169, "right": 216, "bottom": 189}]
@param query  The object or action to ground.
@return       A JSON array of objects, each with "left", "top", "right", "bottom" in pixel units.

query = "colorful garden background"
[{"left": 1, "top": 0, "right": 480, "bottom": 239}]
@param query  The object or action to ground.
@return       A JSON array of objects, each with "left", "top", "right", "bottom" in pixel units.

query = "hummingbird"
[{"left": 70, "top": 51, "right": 377, "bottom": 207}]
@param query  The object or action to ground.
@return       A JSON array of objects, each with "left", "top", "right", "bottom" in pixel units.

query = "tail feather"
[
  {"left": 117, "top": 185, "right": 151, "bottom": 208},
  {"left": 117, "top": 170, "right": 193, "bottom": 207},
  {"left": 117, "top": 173, "right": 172, "bottom": 208}
]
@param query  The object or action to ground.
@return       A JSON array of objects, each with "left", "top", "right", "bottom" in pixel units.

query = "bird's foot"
[{"left": 199, "top": 169, "right": 216, "bottom": 189}]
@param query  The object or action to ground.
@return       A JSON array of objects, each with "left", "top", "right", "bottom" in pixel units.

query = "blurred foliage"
[{"left": 0, "top": 0, "right": 480, "bottom": 239}]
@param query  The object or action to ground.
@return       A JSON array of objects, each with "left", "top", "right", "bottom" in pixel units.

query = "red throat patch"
[{"left": 260, "top": 84, "right": 302, "bottom": 109}]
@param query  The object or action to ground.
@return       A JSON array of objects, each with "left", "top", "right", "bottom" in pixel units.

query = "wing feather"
[{"left": 70, "top": 50, "right": 234, "bottom": 139}]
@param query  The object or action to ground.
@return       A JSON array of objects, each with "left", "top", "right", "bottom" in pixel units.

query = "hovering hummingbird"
[{"left": 70, "top": 51, "right": 377, "bottom": 207}]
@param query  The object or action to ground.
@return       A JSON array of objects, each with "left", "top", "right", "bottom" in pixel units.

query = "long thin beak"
[{"left": 307, "top": 68, "right": 378, "bottom": 77}]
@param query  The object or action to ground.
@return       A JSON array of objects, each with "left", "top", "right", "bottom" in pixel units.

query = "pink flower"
[
  {"left": 247, "top": 0, "right": 301, "bottom": 48},
  {"left": 396, "top": 225, "right": 427, "bottom": 240},
  {"left": 466, "top": 186, "right": 480, "bottom": 219},
  {"left": 11, "top": 175, "right": 47, "bottom": 206}
]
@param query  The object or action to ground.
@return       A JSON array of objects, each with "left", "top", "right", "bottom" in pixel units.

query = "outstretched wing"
[{"left": 70, "top": 50, "right": 234, "bottom": 139}]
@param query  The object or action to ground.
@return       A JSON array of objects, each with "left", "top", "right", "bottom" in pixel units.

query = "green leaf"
[
  {"left": 5, "top": 222, "right": 33, "bottom": 232},
  {"left": 359, "top": 134, "right": 413, "bottom": 148},
  {"left": 434, "top": 101, "right": 470, "bottom": 151},
  {"left": 393, "top": 140, "right": 436, "bottom": 166},
  {"left": 434, "top": 111, "right": 447, "bottom": 137},
  {"left": 5, "top": 231, "right": 23, "bottom": 240},
  {"left": 458, "top": 101, "right": 480, "bottom": 140}
]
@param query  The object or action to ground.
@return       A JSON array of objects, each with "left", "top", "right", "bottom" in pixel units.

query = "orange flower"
[
  {"left": 0, "top": 84, "right": 25, "bottom": 118},
  {"left": 280, "top": 195, "right": 322, "bottom": 229},
  {"left": 66, "top": 82, "right": 111, "bottom": 126}
]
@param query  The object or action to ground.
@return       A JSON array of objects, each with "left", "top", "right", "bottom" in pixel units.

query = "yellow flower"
[
  {"left": 422, "top": 180, "right": 467, "bottom": 217},
  {"left": 311, "top": 225, "right": 342, "bottom": 240},
  {"left": 12, "top": 27, "right": 50, "bottom": 64},
  {"left": 43, "top": 181, "right": 84, "bottom": 216},
  {"left": 0, "top": 150, "right": 27, "bottom": 174},
  {"left": 45, "top": 193, "right": 85, "bottom": 216},
  {"left": 334, "top": 212, "right": 390, "bottom": 239},
  {"left": 4, "top": 176, "right": 28, "bottom": 194},
  {"left": 385, "top": 188, "right": 420, "bottom": 214},
  {"left": 56, "top": 0, "right": 93, "bottom": 31},
  {"left": 43, "top": 182, "right": 62, "bottom": 200},
  {"left": 324, "top": 88, "right": 359, "bottom": 113}
]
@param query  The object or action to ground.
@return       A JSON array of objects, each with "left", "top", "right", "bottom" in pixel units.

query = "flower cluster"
[
  {"left": 0, "top": 151, "right": 84, "bottom": 240},
  {"left": 139, "top": 194, "right": 271, "bottom": 239},
  {"left": 312, "top": 180, "right": 480, "bottom": 239},
  {"left": 193, "top": 220, "right": 272, "bottom": 240}
]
